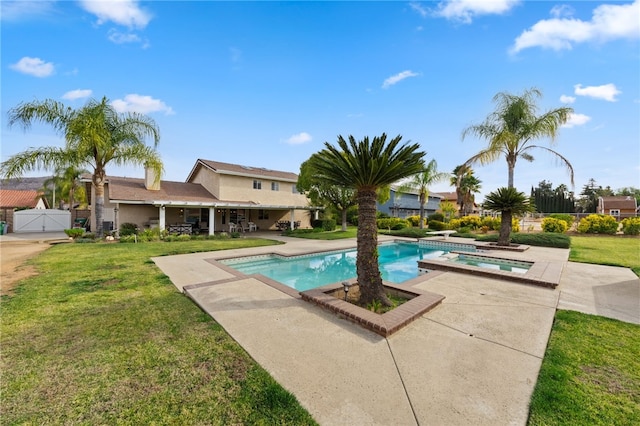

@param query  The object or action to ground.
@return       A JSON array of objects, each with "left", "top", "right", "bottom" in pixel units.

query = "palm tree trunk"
[
  {"left": 419, "top": 193, "right": 425, "bottom": 229},
  {"left": 93, "top": 176, "right": 105, "bottom": 237},
  {"left": 356, "top": 187, "right": 390, "bottom": 306},
  {"left": 507, "top": 158, "right": 516, "bottom": 188},
  {"left": 498, "top": 211, "right": 512, "bottom": 246}
]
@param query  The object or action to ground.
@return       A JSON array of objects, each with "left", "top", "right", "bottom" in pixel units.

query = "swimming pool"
[
  {"left": 221, "top": 241, "right": 474, "bottom": 291},
  {"left": 449, "top": 254, "right": 532, "bottom": 274}
]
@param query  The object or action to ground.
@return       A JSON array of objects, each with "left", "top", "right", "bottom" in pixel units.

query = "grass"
[
  {"left": 284, "top": 226, "right": 358, "bottom": 240},
  {"left": 569, "top": 235, "right": 640, "bottom": 277},
  {"left": 528, "top": 311, "right": 640, "bottom": 425},
  {"left": 1, "top": 239, "right": 317, "bottom": 425}
]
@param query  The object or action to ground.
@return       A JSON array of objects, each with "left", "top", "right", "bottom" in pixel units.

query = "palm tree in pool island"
[
  {"left": 308, "top": 134, "right": 425, "bottom": 306},
  {"left": 1, "top": 97, "right": 162, "bottom": 237},
  {"left": 463, "top": 87, "right": 574, "bottom": 188},
  {"left": 484, "top": 187, "right": 532, "bottom": 246}
]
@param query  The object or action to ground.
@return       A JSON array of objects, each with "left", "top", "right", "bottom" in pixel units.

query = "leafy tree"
[
  {"left": 463, "top": 87, "right": 574, "bottom": 188},
  {"left": 298, "top": 159, "right": 357, "bottom": 231},
  {"left": 531, "top": 180, "right": 575, "bottom": 213},
  {"left": 450, "top": 165, "right": 482, "bottom": 216},
  {"left": 439, "top": 200, "right": 457, "bottom": 222},
  {"left": 616, "top": 187, "right": 640, "bottom": 205},
  {"left": 577, "top": 178, "right": 614, "bottom": 213},
  {"left": 307, "top": 134, "right": 425, "bottom": 306},
  {"left": 396, "top": 159, "right": 447, "bottom": 229},
  {"left": 42, "top": 165, "right": 88, "bottom": 210},
  {"left": 483, "top": 187, "right": 532, "bottom": 246},
  {"left": 1, "top": 97, "right": 162, "bottom": 237}
]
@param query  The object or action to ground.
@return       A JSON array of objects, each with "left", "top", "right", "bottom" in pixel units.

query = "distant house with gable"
[
  {"left": 597, "top": 196, "right": 638, "bottom": 220},
  {"left": 0, "top": 189, "right": 49, "bottom": 233}
]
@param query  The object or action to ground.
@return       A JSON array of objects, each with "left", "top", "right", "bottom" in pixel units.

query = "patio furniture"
[
  {"left": 168, "top": 223, "right": 192, "bottom": 235},
  {"left": 229, "top": 222, "right": 237, "bottom": 232},
  {"left": 248, "top": 222, "right": 257, "bottom": 231}
]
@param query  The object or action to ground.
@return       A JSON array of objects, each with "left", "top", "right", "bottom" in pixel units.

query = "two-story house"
[
  {"left": 377, "top": 185, "right": 442, "bottom": 218},
  {"left": 85, "top": 159, "right": 316, "bottom": 235}
]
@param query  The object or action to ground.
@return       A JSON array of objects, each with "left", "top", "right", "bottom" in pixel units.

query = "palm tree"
[
  {"left": 396, "top": 159, "right": 448, "bottom": 229},
  {"left": 308, "top": 134, "right": 425, "bottom": 306},
  {"left": 450, "top": 164, "right": 482, "bottom": 216},
  {"left": 1, "top": 97, "right": 162, "bottom": 237},
  {"left": 42, "top": 165, "right": 88, "bottom": 210},
  {"left": 483, "top": 187, "right": 532, "bottom": 246},
  {"left": 462, "top": 87, "right": 574, "bottom": 188}
]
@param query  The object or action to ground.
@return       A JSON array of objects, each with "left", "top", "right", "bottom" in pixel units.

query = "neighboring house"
[
  {"left": 597, "top": 196, "right": 638, "bottom": 220},
  {"left": 378, "top": 186, "right": 442, "bottom": 218},
  {"left": 84, "top": 159, "right": 317, "bottom": 235},
  {"left": 436, "top": 191, "right": 480, "bottom": 215},
  {"left": 0, "top": 189, "right": 49, "bottom": 233}
]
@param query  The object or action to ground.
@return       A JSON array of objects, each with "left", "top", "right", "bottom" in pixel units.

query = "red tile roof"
[{"left": 0, "top": 189, "right": 46, "bottom": 208}]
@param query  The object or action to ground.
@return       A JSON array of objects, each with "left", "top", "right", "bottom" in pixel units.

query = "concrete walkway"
[{"left": 150, "top": 236, "right": 638, "bottom": 425}]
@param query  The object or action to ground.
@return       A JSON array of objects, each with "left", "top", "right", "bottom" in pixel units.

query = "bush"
[
  {"left": 346, "top": 206, "right": 359, "bottom": 226},
  {"left": 448, "top": 218, "right": 462, "bottom": 230},
  {"left": 427, "top": 220, "right": 448, "bottom": 231},
  {"left": 481, "top": 216, "right": 501, "bottom": 231},
  {"left": 376, "top": 217, "right": 409, "bottom": 230},
  {"left": 541, "top": 217, "right": 568, "bottom": 233},
  {"left": 621, "top": 217, "right": 640, "bottom": 235},
  {"left": 458, "top": 215, "right": 483, "bottom": 229},
  {"left": 577, "top": 214, "right": 619, "bottom": 234},
  {"left": 384, "top": 228, "right": 429, "bottom": 238},
  {"left": 312, "top": 219, "right": 336, "bottom": 231},
  {"left": 64, "top": 228, "right": 85, "bottom": 239},
  {"left": 477, "top": 233, "right": 570, "bottom": 249},
  {"left": 428, "top": 213, "right": 445, "bottom": 223},
  {"left": 406, "top": 215, "right": 426, "bottom": 227},
  {"left": 548, "top": 214, "right": 575, "bottom": 230},
  {"left": 512, "top": 217, "right": 521, "bottom": 233},
  {"left": 119, "top": 222, "right": 138, "bottom": 236}
]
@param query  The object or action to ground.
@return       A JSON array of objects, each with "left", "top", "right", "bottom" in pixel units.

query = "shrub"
[
  {"left": 64, "top": 228, "right": 85, "bottom": 239},
  {"left": 481, "top": 216, "right": 501, "bottom": 231},
  {"left": 512, "top": 217, "right": 521, "bottom": 233},
  {"left": 312, "top": 219, "right": 336, "bottom": 231},
  {"left": 376, "top": 217, "right": 409, "bottom": 230},
  {"left": 477, "top": 233, "right": 570, "bottom": 249},
  {"left": 427, "top": 220, "right": 448, "bottom": 231},
  {"left": 428, "top": 213, "right": 445, "bottom": 223},
  {"left": 346, "top": 206, "right": 359, "bottom": 226},
  {"left": 376, "top": 211, "right": 390, "bottom": 219},
  {"left": 119, "top": 235, "right": 137, "bottom": 243},
  {"left": 548, "top": 214, "right": 574, "bottom": 230},
  {"left": 621, "top": 217, "right": 640, "bottom": 235},
  {"left": 577, "top": 214, "right": 619, "bottom": 234},
  {"left": 406, "top": 215, "right": 426, "bottom": 227},
  {"left": 541, "top": 217, "right": 568, "bottom": 233},
  {"left": 384, "top": 228, "right": 429, "bottom": 238},
  {"left": 119, "top": 222, "right": 138, "bottom": 236},
  {"left": 458, "top": 216, "right": 482, "bottom": 229},
  {"left": 448, "top": 218, "right": 462, "bottom": 230}
]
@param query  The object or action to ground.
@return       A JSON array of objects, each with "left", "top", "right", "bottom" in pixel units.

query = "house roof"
[
  {"left": 600, "top": 196, "right": 637, "bottom": 210},
  {"left": 108, "top": 176, "right": 218, "bottom": 204},
  {"left": 187, "top": 159, "right": 299, "bottom": 183},
  {"left": 434, "top": 191, "right": 457, "bottom": 201},
  {"left": 0, "top": 189, "right": 46, "bottom": 208}
]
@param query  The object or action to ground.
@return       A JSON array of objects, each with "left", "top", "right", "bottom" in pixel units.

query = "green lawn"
[
  {"left": 1, "top": 239, "right": 317, "bottom": 425},
  {"left": 569, "top": 235, "right": 640, "bottom": 277}
]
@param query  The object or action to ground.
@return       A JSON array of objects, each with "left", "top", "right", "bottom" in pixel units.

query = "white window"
[
  {"left": 292, "top": 185, "right": 299, "bottom": 194},
  {"left": 253, "top": 180, "right": 262, "bottom": 190},
  {"left": 609, "top": 209, "right": 620, "bottom": 217},
  {"left": 271, "top": 182, "right": 279, "bottom": 191}
]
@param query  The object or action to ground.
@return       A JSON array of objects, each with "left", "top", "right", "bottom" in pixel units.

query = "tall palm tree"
[
  {"left": 450, "top": 164, "right": 481, "bottom": 216},
  {"left": 1, "top": 97, "right": 162, "bottom": 237},
  {"left": 42, "top": 165, "right": 88, "bottom": 210},
  {"left": 308, "top": 134, "right": 425, "bottom": 306},
  {"left": 462, "top": 87, "right": 574, "bottom": 188},
  {"left": 396, "top": 159, "right": 448, "bottom": 229},
  {"left": 483, "top": 187, "right": 532, "bottom": 246}
]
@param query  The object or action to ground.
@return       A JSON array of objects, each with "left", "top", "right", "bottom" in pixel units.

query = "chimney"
[{"left": 145, "top": 166, "right": 161, "bottom": 191}]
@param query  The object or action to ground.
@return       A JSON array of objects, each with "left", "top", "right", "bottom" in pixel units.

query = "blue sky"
[{"left": 2, "top": 0, "right": 639, "bottom": 200}]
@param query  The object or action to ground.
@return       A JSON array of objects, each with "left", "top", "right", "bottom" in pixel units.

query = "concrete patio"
[{"left": 149, "top": 235, "right": 638, "bottom": 425}]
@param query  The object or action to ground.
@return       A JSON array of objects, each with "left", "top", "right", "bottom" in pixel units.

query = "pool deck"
[{"left": 152, "top": 234, "right": 640, "bottom": 426}]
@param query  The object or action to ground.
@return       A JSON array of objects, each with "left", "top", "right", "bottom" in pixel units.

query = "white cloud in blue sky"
[
  {"left": 559, "top": 95, "right": 576, "bottom": 104},
  {"left": 284, "top": 133, "right": 313, "bottom": 145},
  {"left": 78, "top": 0, "right": 152, "bottom": 29},
  {"left": 563, "top": 113, "right": 592, "bottom": 128},
  {"left": 433, "top": 0, "right": 520, "bottom": 23},
  {"left": 511, "top": 0, "right": 640, "bottom": 53},
  {"left": 382, "top": 71, "right": 419, "bottom": 89},
  {"left": 111, "top": 94, "right": 174, "bottom": 115},
  {"left": 574, "top": 84, "right": 621, "bottom": 102},
  {"left": 62, "top": 89, "right": 92, "bottom": 101},
  {"left": 10, "top": 56, "right": 54, "bottom": 77},
  {"left": 0, "top": 0, "right": 55, "bottom": 21}
]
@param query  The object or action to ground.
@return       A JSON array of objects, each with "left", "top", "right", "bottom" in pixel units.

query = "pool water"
[
  {"left": 222, "top": 242, "right": 458, "bottom": 291},
  {"left": 450, "top": 254, "right": 532, "bottom": 274}
]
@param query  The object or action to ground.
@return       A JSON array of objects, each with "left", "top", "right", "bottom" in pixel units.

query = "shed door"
[{"left": 13, "top": 209, "right": 71, "bottom": 233}]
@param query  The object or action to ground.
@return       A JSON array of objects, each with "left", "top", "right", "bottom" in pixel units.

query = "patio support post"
[
  {"left": 159, "top": 205, "right": 166, "bottom": 232},
  {"left": 209, "top": 207, "right": 215, "bottom": 235},
  {"left": 114, "top": 204, "right": 120, "bottom": 238},
  {"left": 290, "top": 208, "right": 295, "bottom": 230}
]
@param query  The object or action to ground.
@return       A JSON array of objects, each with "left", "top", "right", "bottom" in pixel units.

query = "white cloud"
[
  {"left": 574, "top": 83, "right": 621, "bottom": 102},
  {"left": 0, "top": 0, "right": 55, "bottom": 21},
  {"left": 382, "top": 70, "right": 419, "bottom": 89},
  {"left": 284, "top": 132, "right": 312, "bottom": 145},
  {"left": 559, "top": 95, "right": 576, "bottom": 104},
  {"left": 111, "top": 94, "right": 174, "bottom": 115},
  {"left": 562, "top": 113, "right": 591, "bottom": 128},
  {"left": 9, "top": 56, "right": 54, "bottom": 77},
  {"left": 62, "top": 89, "right": 93, "bottom": 101},
  {"left": 511, "top": 0, "right": 640, "bottom": 53},
  {"left": 79, "top": 0, "right": 152, "bottom": 29},
  {"left": 108, "top": 29, "right": 141, "bottom": 44},
  {"left": 550, "top": 4, "right": 574, "bottom": 19},
  {"left": 409, "top": 2, "right": 428, "bottom": 18},
  {"left": 434, "top": 0, "right": 520, "bottom": 24}
]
